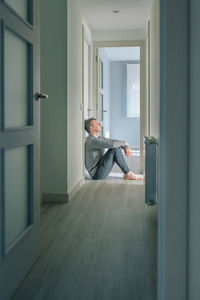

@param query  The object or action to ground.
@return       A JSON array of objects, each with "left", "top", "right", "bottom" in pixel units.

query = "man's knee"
[
  {"left": 106, "top": 147, "right": 122, "bottom": 160},
  {"left": 113, "top": 147, "right": 122, "bottom": 153},
  {"left": 107, "top": 148, "right": 117, "bottom": 154},
  {"left": 107, "top": 147, "right": 121, "bottom": 153}
]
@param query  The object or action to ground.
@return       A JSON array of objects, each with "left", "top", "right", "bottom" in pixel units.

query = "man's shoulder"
[
  {"left": 86, "top": 134, "right": 94, "bottom": 141},
  {"left": 85, "top": 134, "right": 96, "bottom": 144}
]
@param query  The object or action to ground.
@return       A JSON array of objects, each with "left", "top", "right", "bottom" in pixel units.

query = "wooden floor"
[{"left": 12, "top": 179, "right": 157, "bottom": 300}]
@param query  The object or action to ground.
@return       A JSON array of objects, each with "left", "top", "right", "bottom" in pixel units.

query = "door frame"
[
  {"left": 81, "top": 24, "right": 93, "bottom": 178},
  {"left": 82, "top": 25, "right": 93, "bottom": 119},
  {"left": 96, "top": 49, "right": 105, "bottom": 136},
  {"left": 93, "top": 40, "right": 147, "bottom": 173}
]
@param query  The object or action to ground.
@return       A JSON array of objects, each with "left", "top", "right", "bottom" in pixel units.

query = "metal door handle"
[{"left": 35, "top": 93, "right": 49, "bottom": 101}]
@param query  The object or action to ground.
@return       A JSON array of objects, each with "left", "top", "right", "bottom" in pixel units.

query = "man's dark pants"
[{"left": 92, "top": 147, "right": 130, "bottom": 180}]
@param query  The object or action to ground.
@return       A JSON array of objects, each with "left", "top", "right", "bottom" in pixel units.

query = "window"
[{"left": 127, "top": 64, "right": 140, "bottom": 118}]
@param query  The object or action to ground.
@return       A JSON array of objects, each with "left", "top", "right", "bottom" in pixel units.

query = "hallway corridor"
[{"left": 12, "top": 180, "right": 157, "bottom": 300}]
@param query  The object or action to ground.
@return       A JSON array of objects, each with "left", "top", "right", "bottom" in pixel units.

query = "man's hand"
[{"left": 124, "top": 147, "right": 132, "bottom": 158}]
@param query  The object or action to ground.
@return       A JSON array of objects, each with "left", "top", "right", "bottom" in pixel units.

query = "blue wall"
[{"left": 110, "top": 61, "right": 140, "bottom": 148}]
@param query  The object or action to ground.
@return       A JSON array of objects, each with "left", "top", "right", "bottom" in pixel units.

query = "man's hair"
[{"left": 85, "top": 118, "right": 96, "bottom": 133}]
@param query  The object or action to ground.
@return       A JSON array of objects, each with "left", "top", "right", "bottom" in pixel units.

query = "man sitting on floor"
[{"left": 85, "top": 118, "right": 144, "bottom": 180}]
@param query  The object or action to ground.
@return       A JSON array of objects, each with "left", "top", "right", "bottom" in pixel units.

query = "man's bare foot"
[{"left": 123, "top": 171, "right": 144, "bottom": 181}]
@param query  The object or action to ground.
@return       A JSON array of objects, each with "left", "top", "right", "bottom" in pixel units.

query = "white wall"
[
  {"left": 189, "top": 0, "right": 200, "bottom": 298},
  {"left": 93, "top": 29, "right": 146, "bottom": 41},
  {"left": 67, "top": 0, "right": 83, "bottom": 193},
  {"left": 41, "top": 0, "right": 93, "bottom": 198},
  {"left": 149, "top": 0, "right": 160, "bottom": 138},
  {"left": 67, "top": 0, "right": 93, "bottom": 193},
  {"left": 40, "top": 0, "right": 67, "bottom": 196}
]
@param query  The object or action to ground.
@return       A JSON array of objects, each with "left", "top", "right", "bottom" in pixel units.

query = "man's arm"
[
  {"left": 101, "top": 137, "right": 132, "bottom": 158},
  {"left": 86, "top": 135, "right": 127, "bottom": 150}
]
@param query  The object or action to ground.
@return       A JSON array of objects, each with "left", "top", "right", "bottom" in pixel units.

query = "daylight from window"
[{"left": 127, "top": 63, "right": 140, "bottom": 118}]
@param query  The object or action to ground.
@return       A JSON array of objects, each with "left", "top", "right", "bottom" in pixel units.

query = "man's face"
[{"left": 90, "top": 120, "right": 101, "bottom": 134}]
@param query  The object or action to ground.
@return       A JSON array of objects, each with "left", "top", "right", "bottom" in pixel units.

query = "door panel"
[
  {"left": 4, "top": 145, "right": 32, "bottom": 253},
  {"left": 4, "top": 0, "right": 30, "bottom": 23},
  {"left": 4, "top": 27, "right": 30, "bottom": 128},
  {"left": 0, "top": 0, "right": 40, "bottom": 299}
]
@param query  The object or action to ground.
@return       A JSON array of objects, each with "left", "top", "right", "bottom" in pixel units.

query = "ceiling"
[
  {"left": 102, "top": 47, "right": 140, "bottom": 61},
  {"left": 76, "top": 0, "right": 150, "bottom": 30}
]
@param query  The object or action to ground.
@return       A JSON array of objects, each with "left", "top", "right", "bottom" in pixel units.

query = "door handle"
[{"left": 35, "top": 93, "right": 49, "bottom": 101}]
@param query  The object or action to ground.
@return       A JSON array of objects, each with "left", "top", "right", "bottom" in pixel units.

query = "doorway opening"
[
  {"left": 85, "top": 41, "right": 146, "bottom": 178},
  {"left": 97, "top": 46, "right": 142, "bottom": 177}
]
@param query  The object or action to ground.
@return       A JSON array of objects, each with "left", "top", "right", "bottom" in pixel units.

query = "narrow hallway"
[{"left": 12, "top": 180, "right": 157, "bottom": 300}]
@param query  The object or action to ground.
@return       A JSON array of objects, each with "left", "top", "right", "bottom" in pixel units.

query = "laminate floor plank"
[{"left": 12, "top": 179, "right": 157, "bottom": 300}]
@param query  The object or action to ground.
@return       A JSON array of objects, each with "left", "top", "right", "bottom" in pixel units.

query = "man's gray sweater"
[{"left": 85, "top": 134, "right": 127, "bottom": 177}]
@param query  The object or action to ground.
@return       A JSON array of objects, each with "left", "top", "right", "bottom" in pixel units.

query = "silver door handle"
[
  {"left": 35, "top": 93, "right": 49, "bottom": 101},
  {"left": 103, "top": 110, "right": 107, "bottom": 113}
]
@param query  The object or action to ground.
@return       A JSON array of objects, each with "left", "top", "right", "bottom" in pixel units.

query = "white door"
[
  {"left": 0, "top": 1, "right": 41, "bottom": 299},
  {"left": 84, "top": 39, "right": 89, "bottom": 119},
  {"left": 96, "top": 50, "right": 105, "bottom": 136},
  {"left": 82, "top": 25, "right": 92, "bottom": 121}
]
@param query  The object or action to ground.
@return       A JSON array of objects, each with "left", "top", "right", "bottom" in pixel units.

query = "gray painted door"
[
  {"left": 0, "top": 0, "right": 40, "bottom": 299},
  {"left": 189, "top": 0, "right": 200, "bottom": 298}
]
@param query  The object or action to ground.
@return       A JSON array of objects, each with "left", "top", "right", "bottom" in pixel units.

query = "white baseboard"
[
  {"left": 42, "top": 193, "right": 68, "bottom": 203},
  {"left": 41, "top": 177, "right": 84, "bottom": 203},
  {"left": 67, "top": 176, "right": 84, "bottom": 201}
]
